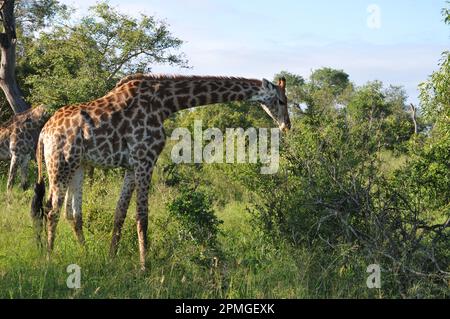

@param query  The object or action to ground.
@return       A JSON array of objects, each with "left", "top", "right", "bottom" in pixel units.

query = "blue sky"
[{"left": 60, "top": 0, "right": 449, "bottom": 104}]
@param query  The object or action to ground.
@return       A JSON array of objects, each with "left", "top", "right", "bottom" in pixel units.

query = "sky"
[{"left": 59, "top": 0, "right": 449, "bottom": 105}]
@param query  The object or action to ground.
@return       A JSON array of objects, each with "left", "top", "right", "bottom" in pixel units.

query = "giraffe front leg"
[
  {"left": 7, "top": 154, "right": 18, "bottom": 191},
  {"left": 19, "top": 154, "right": 30, "bottom": 190},
  {"left": 110, "top": 170, "right": 135, "bottom": 257},
  {"left": 135, "top": 166, "right": 152, "bottom": 271}
]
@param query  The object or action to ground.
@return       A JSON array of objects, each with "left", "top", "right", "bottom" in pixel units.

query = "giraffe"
[
  {"left": 31, "top": 74, "right": 290, "bottom": 270},
  {"left": 0, "top": 105, "right": 50, "bottom": 190}
]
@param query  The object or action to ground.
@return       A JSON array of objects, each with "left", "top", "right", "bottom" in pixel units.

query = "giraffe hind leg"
[
  {"left": 46, "top": 161, "right": 77, "bottom": 252},
  {"left": 69, "top": 167, "right": 85, "bottom": 245},
  {"left": 47, "top": 185, "right": 66, "bottom": 252}
]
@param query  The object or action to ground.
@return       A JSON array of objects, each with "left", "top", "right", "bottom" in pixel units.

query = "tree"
[
  {"left": 0, "top": 0, "right": 67, "bottom": 114},
  {"left": 346, "top": 81, "right": 414, "bottom": 151},
  {"left": 310, "top": 67, "right": 350, "bottom": 97},
  {"left": 0, "top": 0, "right": 28, "bottom": 113},
  {"left": 281, "top": 68, "right": 353, "bottom": 117},
  {"left": 419, "top": 51, "right": 449, "bottom": 126},
  {"left": 25, "top": 2, "right": 187, "bottom": 107},
  {"left": 419, "top": 4, "right": 449, "bottom": 127}
]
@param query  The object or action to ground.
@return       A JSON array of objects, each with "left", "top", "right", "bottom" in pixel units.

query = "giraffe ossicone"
[{"left": 30, "top": 74, "right": 290, "bottom": 270}]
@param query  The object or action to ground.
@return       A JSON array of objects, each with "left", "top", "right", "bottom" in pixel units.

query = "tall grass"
[{"left": 0, "top": 172, "right": 384, "bottom": 299}]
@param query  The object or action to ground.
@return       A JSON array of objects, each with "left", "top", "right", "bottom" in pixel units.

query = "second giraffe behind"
[{"left": 30, "top": 74, "right": 291, "bottom": 270}]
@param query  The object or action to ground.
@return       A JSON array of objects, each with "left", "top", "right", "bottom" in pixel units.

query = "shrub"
[
  {"left": 167, "top": 186, "right": 223, "bottom": 247},
  {"left": 243, "top": 108, "right": 449, "bottom": 297}
]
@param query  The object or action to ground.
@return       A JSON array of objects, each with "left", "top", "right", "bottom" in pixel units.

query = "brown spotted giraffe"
[
  {"left": 31, "top": 74, "right": 290, "bottom": 269},
  {"left": 0, "top": 105, "right": 50, "bottom": 190}
]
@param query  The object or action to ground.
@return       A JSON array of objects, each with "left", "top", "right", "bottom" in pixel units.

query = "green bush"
[
  {"left": 167, "top": 186, "right": 223, "bottom": 247},
  {"left": 239, "top": 103, "right": 449, "bottom": 297}
]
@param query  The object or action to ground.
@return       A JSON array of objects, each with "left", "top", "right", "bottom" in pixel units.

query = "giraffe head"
[
  {"left": 30, "top": 104, "right": 53, "bottom": 123},
  {"left": 254, "top": 77, "right": 291, "bottom": 132}
]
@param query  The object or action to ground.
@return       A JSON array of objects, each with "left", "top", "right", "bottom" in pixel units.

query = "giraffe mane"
[
  {"left": 114, "top": 73, "right": 147, "bottom": 88},
  {"left": 0, "top": 108, "right": 34, "bottom": 128},
  {"left": 115, "top": 73, "right": 262, "bottom": 88}
]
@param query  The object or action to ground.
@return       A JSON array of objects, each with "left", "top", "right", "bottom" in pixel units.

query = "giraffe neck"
[
  {"left": 157, "top": 76, "right": 263, "bottom": 115},
  {"left": 110, "top": 75, "right": 265, "bottom": 122}
]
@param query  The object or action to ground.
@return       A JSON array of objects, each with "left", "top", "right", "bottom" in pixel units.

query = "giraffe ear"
[{"left": 278, "top": 77, "right": 286, "bottom": 92}]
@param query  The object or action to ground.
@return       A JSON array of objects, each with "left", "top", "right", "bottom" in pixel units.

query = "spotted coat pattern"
[
  {"left": 0, "top": 105, "right": 50, "bottom": 190},
  {"left": 34, "top": 74, "right": 290, "bottom": 269}
]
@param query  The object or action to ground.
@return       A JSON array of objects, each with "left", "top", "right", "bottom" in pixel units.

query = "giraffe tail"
[{"left": 31, "top": 137, "right": 45, "bottom": 224}]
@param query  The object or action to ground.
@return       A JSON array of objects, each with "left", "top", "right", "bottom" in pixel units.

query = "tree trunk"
[
  {"left": 409, "top": 103, "right": 418, "bottom": 134},
  {"left": 0, "top": 0, "right": 29, "bottom": 114}
]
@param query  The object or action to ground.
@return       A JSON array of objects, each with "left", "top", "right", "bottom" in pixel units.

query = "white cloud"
[{"left": 58, "top": 0, "right": 446, "bottom": 104}]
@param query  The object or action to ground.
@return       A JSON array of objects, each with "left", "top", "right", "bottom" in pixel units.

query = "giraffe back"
[{"left": 40, "top": 81, "right": 166, "bottom": 170}]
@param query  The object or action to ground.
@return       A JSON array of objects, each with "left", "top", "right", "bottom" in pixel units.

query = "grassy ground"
[{"left": 0, "top": 172, "right": 381, "bottom": 299}]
